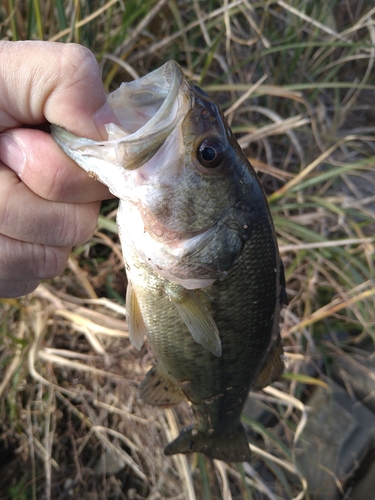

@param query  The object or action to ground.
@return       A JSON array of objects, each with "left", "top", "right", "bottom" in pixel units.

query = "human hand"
[{"left": 0, "top": 41, "right": 116, "bottom": 298}]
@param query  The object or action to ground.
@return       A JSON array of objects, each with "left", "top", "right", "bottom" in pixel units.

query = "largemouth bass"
[{"left": 52, "top": 61, "right": 286, "bottom": 462}]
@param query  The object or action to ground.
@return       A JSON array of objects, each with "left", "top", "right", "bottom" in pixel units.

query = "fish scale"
[{"left": 124, "top": 198, "right": 281, "bottom": 461}]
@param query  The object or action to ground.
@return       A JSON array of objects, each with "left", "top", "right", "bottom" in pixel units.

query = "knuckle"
[
  {"left": 59, "top": 43, "right": 101, "bottom": 91},
  {"left": 38, "top": 245, "right": 70, "bottom": 279},
  {"left": 56, "top": 202, "right": 98, "bottom": 247}
]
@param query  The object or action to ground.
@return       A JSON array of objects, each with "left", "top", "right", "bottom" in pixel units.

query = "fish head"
[
  {"left": 128, "top": 82, "right": 264, "bottom": 288},
  {"left": 52, "top": 61, "right": 265, "bottom": 289}
]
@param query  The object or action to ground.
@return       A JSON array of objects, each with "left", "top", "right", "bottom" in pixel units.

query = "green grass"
[{"left": 0, "top": 0, "right": 374, "bottom": 498}]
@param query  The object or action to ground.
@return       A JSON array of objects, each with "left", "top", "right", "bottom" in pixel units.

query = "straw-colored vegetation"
[{"left": 0, "top": 1, "right": 374, "bottom": 499}]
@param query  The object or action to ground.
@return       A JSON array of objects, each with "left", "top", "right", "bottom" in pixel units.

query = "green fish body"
[{"left": 52, "top": 61, "right": 286, "bottom": 462}]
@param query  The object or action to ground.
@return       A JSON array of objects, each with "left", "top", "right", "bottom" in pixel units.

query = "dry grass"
[{"left": 0, "top": 0, "right": 375, "bottom": 498}]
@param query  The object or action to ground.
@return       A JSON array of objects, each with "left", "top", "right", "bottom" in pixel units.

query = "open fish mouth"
[{"left": 51, "top": 61, "right": 191, "bottom": 190}]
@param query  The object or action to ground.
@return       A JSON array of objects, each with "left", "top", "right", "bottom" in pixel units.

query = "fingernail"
[
  {"left": 93, "top": 101, "right": 119, "bottom": 140},
  {"left": 0, "top": 134, "right": 26, "bottom": 176}
]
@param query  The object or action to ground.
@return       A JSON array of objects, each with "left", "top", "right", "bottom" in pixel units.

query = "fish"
[{"left": 51, "top": 60, "right": 287, "bottom": 463}]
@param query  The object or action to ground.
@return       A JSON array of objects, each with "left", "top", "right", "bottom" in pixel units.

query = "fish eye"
[{"left": 197, "top": 138, "right": 225, "bottom": 169}]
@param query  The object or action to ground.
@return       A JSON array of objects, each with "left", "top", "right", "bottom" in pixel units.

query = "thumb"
[{"left": 0, "top": 40, "right": 116, "bottom": 140}]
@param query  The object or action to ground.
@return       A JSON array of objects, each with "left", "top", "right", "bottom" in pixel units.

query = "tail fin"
[{"left": 164, "top": 424, "right": 251, "bottom": 462}]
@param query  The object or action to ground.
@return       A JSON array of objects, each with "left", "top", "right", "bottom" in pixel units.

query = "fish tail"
[{"left": 164, "top": 424, "right": 251, "bottom": 462}]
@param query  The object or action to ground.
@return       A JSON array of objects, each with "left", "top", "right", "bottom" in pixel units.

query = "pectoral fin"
[
  {"left": 126, "top": 282, "right": 147, "bottom": 350},
  {"left": 169, "top": 289, "right": 222, "bottom": 357},
  {"left": 138, "top": 365, "right": 186, "bottom": 407},
  {"left": 253, "top": 334, "right": 285, "bottom": 390}
]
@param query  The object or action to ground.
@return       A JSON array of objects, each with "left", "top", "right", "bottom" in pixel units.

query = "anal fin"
[{"left": 138, "top": 365, "right": 186, "bottom": 407}]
